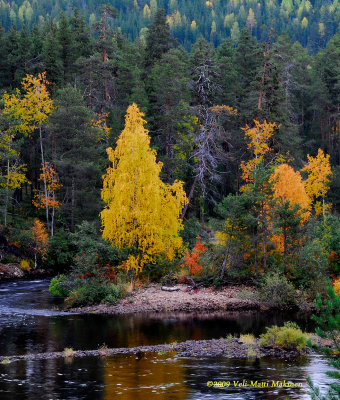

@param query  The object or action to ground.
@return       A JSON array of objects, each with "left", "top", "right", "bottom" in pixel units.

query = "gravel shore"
[
  {"left": 68, "top": 283, "right": 313, "bottom": 315},
  {"left": 0, "top": 337, "right": 311, "bottom": 363},
  {"left": 68, "top": 283, "right": 262, "bottom": 314}
]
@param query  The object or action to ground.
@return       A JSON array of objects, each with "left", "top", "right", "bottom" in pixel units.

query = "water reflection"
[
  {"left": 0, "top": 354, "right": 335, "bottom": 400},
  {"left": 0, "top": 280, "right": 314, "bottom": 356},
  {"left": 0, "top": 279, "right": 335, "bottom": 399}
]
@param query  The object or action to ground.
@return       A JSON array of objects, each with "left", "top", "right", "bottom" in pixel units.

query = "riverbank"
[
  {"left": 0, "top": 263, "right": 51, "bottom": 281},
  {"left": 68, "top": 283, "right": 314, "bottom": 315},
  {"left": 0, "top": 337, "right": 318, "bottom": 363}
]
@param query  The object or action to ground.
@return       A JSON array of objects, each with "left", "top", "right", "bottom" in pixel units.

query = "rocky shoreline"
[
  {"left": 0, "top": 338, "right": 312, "bottom": 363},
  {"left": 0, "top": 263, "right": 51, "bottom": 281},
  {"left": 68, "top": 283, "right": 314, "bottom": 315}
]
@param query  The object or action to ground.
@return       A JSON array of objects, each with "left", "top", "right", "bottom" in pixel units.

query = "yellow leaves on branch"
[
  {"left": 33, "top": 162, "right": 62, "bottom": 209},
  {"left": 1, "top": 162, "right": 28, "bottom": 190},
  {"left": 271, "top": 163, "right": 311, "bottom": 222},
  {"left": 240, "top": 120, "right": 278, "bottom": 185},
  {"left": 91, "top": 112, "right": 111, "bottom": 142},
  {"left": 3, "top": 72, "right": 53, "bottom": 135},
  {"left": 100, "top": 104, "right": 188, "bottom": 273},
  {"left": 244, "top": 120, "right": 277, "bottom": 158},
  {"left": 301, "top": 149, "right": 332, "bottom": 216}
]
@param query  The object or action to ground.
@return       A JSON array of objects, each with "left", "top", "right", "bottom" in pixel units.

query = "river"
[{"left": 0, "top": 279, "right": 336, "bottom": 399}]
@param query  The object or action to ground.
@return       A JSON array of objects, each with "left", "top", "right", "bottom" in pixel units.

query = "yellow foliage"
[
  {"left": 100, "top": 104, "right": 188, "bottom": 273},
  {"left": 91, "top": 112, "right": 111, "bottom": 142},
  {"left": 0, "top": 161, "right": 27, "bottom": 190},
  {"left": 3, "top": 72, "right": 53, "bottom": 136},
  {"left": 301, "top": 148, "right": 332, "bottom": 217},
  {"left": 302, "top": 148, "right": 332, "bottom": 199},
  {"left": 334, "top": 278, "right": 340, "bottom": 297},
  {"left": 314, "top": 201, "right": 332, "bottom": 217},
  {"left": 240, "top": 120, "right": 277, "bottom": 188},
  {"left": 190, "top": 20, "right": 197, "bottom": 30},
  {"left": 20, "top": 259, "right": 31, "bottom": 271}
]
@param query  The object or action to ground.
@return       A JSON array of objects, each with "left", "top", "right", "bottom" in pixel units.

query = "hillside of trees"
[
  {"left": 0, "top": 0, "right": 339, "bottom": 51},
  {"left": 0, "top": 6, "right": 339, "bottom": 306}
]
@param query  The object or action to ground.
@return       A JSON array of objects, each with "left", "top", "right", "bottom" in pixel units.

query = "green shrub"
[
  {"left": 1, "top": 255, "right": 18, "bottom": 264},
  {"left": 259, "top": 322, "right": 307, "bottom": 351},
  {"left": 103, "top": 284, "right": 126, "bottom": 304},
  {"left": 259, "top": 272, "right": 295, "bottom": 307},
  {"left": 143, "top": 257, "right": 177, "bottom": 280},
  {"left": 294, "top": 239, "right": 330, "bottom": 298},
  {"left": 44, "top": 229, "right": 74, "bottom": 272},
  {"left": 49, "top": 274, "right": 70, "bottom": 298},
  {"left": 65, "top": 280, "right": 125, "bottom": 307}
]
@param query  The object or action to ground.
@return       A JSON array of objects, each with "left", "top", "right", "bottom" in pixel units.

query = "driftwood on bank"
[{"left": 161, "top": 286, "right": 180, "bottom": 292}]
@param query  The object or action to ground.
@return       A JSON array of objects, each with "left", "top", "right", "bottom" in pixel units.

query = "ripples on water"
[{"left": 0, "top": 279, "right": 336, "bottom": 399}]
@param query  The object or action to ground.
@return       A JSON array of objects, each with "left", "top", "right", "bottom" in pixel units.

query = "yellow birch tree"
[
  {"left": 301, "top": 148, "right": 332, "bottom": 219},
  {"left": 3, "top": 72, "right": 53, "bottom": 230},
  {"left": 240, "top": 120, "right": 277, "bottom": 189},
  {"left": 100, "top": 104, "right": 188, "bottom": 273}
]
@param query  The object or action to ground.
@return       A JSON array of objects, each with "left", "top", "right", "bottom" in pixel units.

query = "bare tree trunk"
[
  {"left": 258, "top": 32, "right": 271, "bottom": 111},
  {"left": 51, "top": 190, "right": 55, "bottom": 237},
  {"left": 220, "top": 239, "right": 231, "bottom": 279},
  {"left": 102, "top": 9, "right": 110, "bottom": 102},
  {"left": 39, "top": 127, "right": 49, "bottom": 231},
  {"left": 71, "top": 177, "right": 75, "bottom": 232},
  {"left": 181, "top": 175, "right": 198, "bottom": 220}
]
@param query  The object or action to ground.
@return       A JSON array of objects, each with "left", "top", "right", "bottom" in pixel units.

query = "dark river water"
[{"left": 0, "top": 279, "right": 336, "bottom": 399}]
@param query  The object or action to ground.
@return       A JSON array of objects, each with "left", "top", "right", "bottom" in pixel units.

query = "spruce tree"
[{"left": 144, "top": 8, "right": 173, "bottom": 70}]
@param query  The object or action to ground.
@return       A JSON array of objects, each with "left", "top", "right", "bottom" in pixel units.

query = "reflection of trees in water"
[
  {"left": 104, "top": 354, "right": 188, "bottom": 400},
  {"left": 0, "top": 357, "right": 105, "bottom": 399},
  {"left": 182, "top": 356, "right": 309, "bottom": 400}
]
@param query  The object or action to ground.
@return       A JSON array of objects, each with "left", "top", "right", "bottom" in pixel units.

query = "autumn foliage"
[
  {"left": 271, "top": 163, "right": 310, "bottom": 222},
  {"left": 3, "top": 72, "right": 53, "bottom": 135},
  {"left": 333, "top": 278, "right": 340, "bottom": 297},
  {"left": 100, "top": 104, "right": 188, "bottom": 273},
  {"left": 181, "top": 236, "right": 208, "bottom": 275},
  {"left": 301, "top": 148, "right": 332, "bottom": 218},
  {"left": 33, "top": 162, "right": 62, "bottom": 209},
  {"left": 31, "top": 218, "right": 49, "bottom": 269},
  {"left": 240, "top": 120, "right": 277, "bottom": 186}
]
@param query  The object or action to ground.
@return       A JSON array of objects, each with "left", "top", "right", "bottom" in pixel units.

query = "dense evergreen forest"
[
  {"left": 1, "top": 5, "right": 340, "bottom": 398},
  {"left": 0, "top": 0, "right": 339, "bottom": 51},
  {"left": 0, "top": 4, "right": 339, "bottom": 308}
]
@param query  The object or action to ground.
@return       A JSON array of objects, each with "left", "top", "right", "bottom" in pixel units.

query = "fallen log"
[{"left": 161, "top": 286, "right": 180, "bottom": 292}]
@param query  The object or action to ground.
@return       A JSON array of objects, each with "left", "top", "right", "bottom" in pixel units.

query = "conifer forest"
[{"left": 0, "top": 1, "right": 339, "bottom": 399}]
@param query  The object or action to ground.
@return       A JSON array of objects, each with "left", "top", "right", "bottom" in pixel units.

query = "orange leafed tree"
[
  {"left": 271, "top": 163, "right": 310, "bottom": 222},
  {"left": 270, "top": 164, "right": 311, "bottom": 261},
  {"left": 301, "top": 148, "right": 332, "bottom": 219},
  {"left": 181, "top": 236, "right": 208, "bottom": 275},
  {"left": 31, "top": 218, "right": 49, "bottom": 269},
  {"left": 33, "top": 162, "right": 62, "bottom": 236}
]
